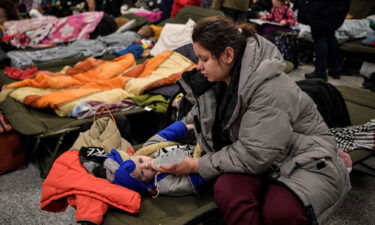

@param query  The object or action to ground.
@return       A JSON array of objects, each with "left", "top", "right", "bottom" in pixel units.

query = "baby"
[{"left": 80, "top": 121, "right": 203, "bottom": 197}]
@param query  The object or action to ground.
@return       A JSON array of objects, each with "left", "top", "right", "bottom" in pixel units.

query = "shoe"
[
  {"left": 305, "top": 71, "right": 327, "bottom": 81},
  {"left": 328, "top": 70, "right": 340, "bottom": 79}
]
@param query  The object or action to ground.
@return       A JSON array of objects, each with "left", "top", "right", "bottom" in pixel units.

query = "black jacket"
[{"left": 296, "top": 0, "right": 350, "bottom": 29}]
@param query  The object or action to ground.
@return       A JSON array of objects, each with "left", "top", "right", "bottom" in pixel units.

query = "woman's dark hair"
[
  {"left": 192, "top": 16, "right": 256, "bottom": 60},
  {"left": 0, "top": 0, "right": 19, "bottom": 21}
]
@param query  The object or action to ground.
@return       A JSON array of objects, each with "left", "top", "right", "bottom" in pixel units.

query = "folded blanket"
[{"left": 1, "top": 50, "right": 195, "bottom": 116}]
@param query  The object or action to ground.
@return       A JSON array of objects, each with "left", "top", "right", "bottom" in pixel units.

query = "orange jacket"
[{"left": 40, "top": 150, "right": 141, "bottom": 224}]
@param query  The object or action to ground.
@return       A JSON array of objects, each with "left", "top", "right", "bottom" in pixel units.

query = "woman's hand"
[
  {"left": 155, "top": 156, "right": 198, "bottom": 175},
  {"left": 279, "top": 20, "right": 287, "bottom": 26}
]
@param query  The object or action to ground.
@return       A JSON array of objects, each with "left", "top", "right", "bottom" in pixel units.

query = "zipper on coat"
[{"left": 195, "top": 97, "right": 214, "bottom": 152}]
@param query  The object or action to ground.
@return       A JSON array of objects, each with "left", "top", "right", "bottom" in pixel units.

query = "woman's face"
[
  {"left": 130, "top": 155, "right": 156, "bottom": 184},
  {"left": 193, "top": 42, "right": 233, "bottom": 84}
]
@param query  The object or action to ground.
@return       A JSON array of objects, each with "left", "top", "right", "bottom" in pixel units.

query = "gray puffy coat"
[{"left": 178, "top": 35, "right": 351, "bottom": 225}]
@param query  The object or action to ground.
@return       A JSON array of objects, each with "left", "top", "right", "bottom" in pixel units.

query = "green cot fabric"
[
  {"left": 0, "top": 97, "right": 146, "bottom": 136},
  {"left": 336, "top": 86, "right": 375, "bottom": 125},
  {"left": 340, "top": 39, "right": 375, "bottom": 54},
  {"left": 157, "top": 6, "right": 224, "bottom": 26},
  {"left": 103, "top": 190, "right": 219, "bottom": 225},
  {"left": 130, "top": 94, "right": 170, "bottom": 113}
]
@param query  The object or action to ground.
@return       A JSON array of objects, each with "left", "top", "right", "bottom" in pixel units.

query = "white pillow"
[{"left": 150, "top": 19, "right": 196, "bottom": 56}]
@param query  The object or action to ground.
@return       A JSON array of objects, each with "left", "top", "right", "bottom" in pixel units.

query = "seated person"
[
  {"left": 257, "top": 0, "right": 296, "bottom": 36},
  {"left": 115, "top": 24, "right": 163, "bottom": 58},
  {"left": 0, "top": 0, "right": 18, "bottom": 28},
  {"left": 80, "top": 121, "right": 205, "bottom": 197}
]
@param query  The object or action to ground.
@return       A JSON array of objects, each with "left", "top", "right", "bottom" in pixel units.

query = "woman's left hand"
[{"left": 155, "top": 156, "right": 198, "bottom": 175}]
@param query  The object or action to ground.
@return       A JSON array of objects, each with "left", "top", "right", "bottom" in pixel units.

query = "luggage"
[
  {"left": 0, "top": 111, "right": 25, "bottom": 174},
  {"left": 0, "top": 132, "right": 25, "bottom": 174}
]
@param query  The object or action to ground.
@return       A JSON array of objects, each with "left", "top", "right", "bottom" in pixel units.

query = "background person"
[
  {"left": 295, "top": 0, "right": 350, "bottom": 80},
  {"left": 210, "top": 0, "right": 251, "bottom": 22}
]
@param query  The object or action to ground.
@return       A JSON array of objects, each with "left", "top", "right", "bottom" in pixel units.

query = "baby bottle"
[{"left": 152, "top": 148, "right": 185, "bottom": 169}]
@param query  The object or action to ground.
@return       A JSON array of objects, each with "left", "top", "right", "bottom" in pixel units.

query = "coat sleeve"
[
  {"left": 198, "top": 103, "right": 292, "bottom": 180},
  {"left": 142, "top": 121, "right": 188, "bottom": 147}
]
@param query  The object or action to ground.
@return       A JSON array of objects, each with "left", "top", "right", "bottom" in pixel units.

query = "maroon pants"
[{"left": 214, "top": 174, "right": 309, "bottom": 225}]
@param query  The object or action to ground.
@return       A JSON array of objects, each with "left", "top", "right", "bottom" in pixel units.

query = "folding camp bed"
[{"left": 0, "top": 96, "right": 162, "bottom": 177}]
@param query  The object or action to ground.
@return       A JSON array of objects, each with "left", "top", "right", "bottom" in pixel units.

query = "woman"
[{"left": 156, "top": 16, "right": 351, "bottom": 225}]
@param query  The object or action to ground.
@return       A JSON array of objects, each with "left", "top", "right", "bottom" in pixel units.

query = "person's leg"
[
  {"left": 327, "top": 29, "right": 341, "bottom": 79},
  {"left": 262, "top": 182, "right": 309, "bottom": 225},
  {"left": 237, "top": 11, "right": 247, "bottom": 22},
  {"left": 306, "top": 26, "right": 328, "bottom": 80},
  {"left": 213, "top": 174, "right": 265, "bottom": 225},
  {"left": 221, "top": 7, "right": 246, "bottom": 22}
]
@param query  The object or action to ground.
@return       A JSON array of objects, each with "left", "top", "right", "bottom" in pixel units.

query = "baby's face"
[{"left": 130, "top": 155, "right": 156, "bottom": 184}]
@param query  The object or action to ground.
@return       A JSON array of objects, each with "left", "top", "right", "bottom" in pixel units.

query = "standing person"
[
  {"left": 211, "top": 0, "right": 251, "bottom": 22},
  {"left": 155, "top": 16, "right": 351, "bottom": 225},
  {"left": 296, "top": 0, "right": 350, "bottom": 80}
]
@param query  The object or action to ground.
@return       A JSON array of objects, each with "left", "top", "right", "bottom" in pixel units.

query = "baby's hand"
[{"left": 185, "top": 124, "right": 194, "bottom": 130}]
